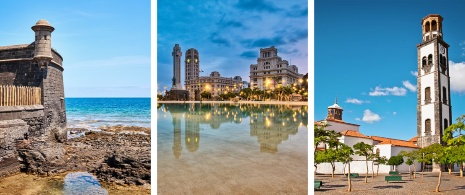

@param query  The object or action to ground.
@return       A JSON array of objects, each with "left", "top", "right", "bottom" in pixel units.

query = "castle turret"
[{"left": 31, "top": 19, "right": 54, "bottom": 69}]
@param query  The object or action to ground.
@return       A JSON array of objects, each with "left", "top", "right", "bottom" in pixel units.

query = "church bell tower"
[{"left": 416, "top": 14, "right": 452, "bottom": 148}]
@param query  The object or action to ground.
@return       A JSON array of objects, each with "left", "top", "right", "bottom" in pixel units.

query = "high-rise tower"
[
  {"left": 416, "top": 14, "right": 451, "bottom": 148},
  {"left": 172, "top": 44, "right": 182, "bottom": 90},
  {"left": 185, "top": 48, "right": 200, "bottom": 82}
]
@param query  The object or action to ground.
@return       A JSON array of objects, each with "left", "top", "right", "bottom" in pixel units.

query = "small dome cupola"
[
  {"left": 327, "top": 97, "right": 343, "bottom": 120},
  {"left": 421, "top": 14, "right": 443, "bottom": 42}
]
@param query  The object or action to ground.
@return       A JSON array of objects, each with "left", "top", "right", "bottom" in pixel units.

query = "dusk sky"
[
  {"left": 0, "top": 0, "right": 150, "bottom": 97},
  {"left": 157, "top": 0, "right": 308, "bottom": 92},
  {"left": 315, "top": 0, "right": 465, "bottom": 140}
]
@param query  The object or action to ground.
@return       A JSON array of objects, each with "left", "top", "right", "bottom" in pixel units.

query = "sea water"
[{"left": 66, "top": 98, "right": 151, "bottom": 130}]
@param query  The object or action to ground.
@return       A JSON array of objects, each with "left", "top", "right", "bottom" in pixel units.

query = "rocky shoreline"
[{"left": 14, "top": 125, "right": 151, "bottom": 188}]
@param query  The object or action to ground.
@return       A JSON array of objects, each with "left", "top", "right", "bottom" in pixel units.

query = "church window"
[
  {"left": 432, "top": 20, "right": 437, "bottom": 31},
  {"left": 443, "top": 87, "right": 447, "bottom": 104},
  {"left": 425, "top": 21, "right": 430, "bottom": 32},
  {"left": 425, "top": 87, "right": 431, "bottom": 104},
  {"left": 422, "top": 57, "right": 427, "bottom": 68},
  {"left": 376, "top": 148, "right": 380, "bottom": 155},
  {"left": 425, "top": 119, "right": 431, "bottom": 135}
]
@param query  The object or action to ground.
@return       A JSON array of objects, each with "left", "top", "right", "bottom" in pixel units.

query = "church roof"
[
  {"left": 341, "top": 130, "right": 370, "bottom": 139},
  {"left": 371, "top": 136, "right": 419, "bottom": 148},
  {"left": 408, "top": 136, "right": 418, "bottom": 142},
  {"left": 328, "top": 103, "right": 342, "bottom": 109}
]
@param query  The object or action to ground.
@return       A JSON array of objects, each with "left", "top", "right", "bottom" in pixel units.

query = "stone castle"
[{"left": 0, "top": 19, "right": 66, "bottom": 176}]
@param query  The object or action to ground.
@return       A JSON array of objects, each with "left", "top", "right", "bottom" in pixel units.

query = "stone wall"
[{"left": 0, "top": 119, "right": 29, "bottom": 177}]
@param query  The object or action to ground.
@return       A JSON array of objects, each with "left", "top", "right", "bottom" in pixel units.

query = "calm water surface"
[{"left": 157, "top": 103, "right": 308, "bottom": 194}]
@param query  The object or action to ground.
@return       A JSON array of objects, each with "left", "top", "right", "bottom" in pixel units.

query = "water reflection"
[
  {"left": 63, "top": 172, "right": 108, "bottom": 195},
  {"left": 160, "top": 103, "right": 308, "bottom": 158}
]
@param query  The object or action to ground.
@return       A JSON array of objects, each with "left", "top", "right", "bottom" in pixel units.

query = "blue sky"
[
  {"left": 315, "top": 0, "right": 465, "bottom": 140},
  {"left": 0, "top": 0, "right": 150, "bottom": 97},
  {"left": 157, "top": 0, "right": 308, "bottom": 92}
]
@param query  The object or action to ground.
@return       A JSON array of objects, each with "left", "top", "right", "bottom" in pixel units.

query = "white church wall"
[
  {"left": 316, "top": 161, "right": 392, "bottom": 175},
  {"left": 421, "top": 103, "right": 436, "bottom": 136},
  {"left": 326, "top": 121, "right": 360, "bottom": 133},
  {"left": 341, "top": 136, "right": 373, "bottom": 161},
  {"left": 419, "top": 44, "right": 436, "bottom": 75}
]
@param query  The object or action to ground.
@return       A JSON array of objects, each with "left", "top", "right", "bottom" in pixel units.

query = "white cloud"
[
  {"left": 393, "top": 112, "right": 397, "bottom": 116},
  {"left": 369, "top": 86, "right": 407, "bottom": 96},
  {"left": 450, "top": 61, "right": 465, "bottom": 93},
  {"left": 345, "top": 98, "right": 367, "bottom": 105},
  {"left": 355, "top": 118, "right": 361, "bottom": 121},
  {"left": 402, "top": 80, "right": 417, "bottom": 92},
  {"left": 362, "top": 109, "right": 381, "bottom": 124},
  {"left": 410, "top": 71, "right": 418, "bottom": 77}
]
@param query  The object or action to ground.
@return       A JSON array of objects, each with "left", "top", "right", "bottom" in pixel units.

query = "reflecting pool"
[{"left": 157, "top": 103, "right": 308, "bottom": 194}]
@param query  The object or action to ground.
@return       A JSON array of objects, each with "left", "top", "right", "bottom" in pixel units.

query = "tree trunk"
[
  {"left": 365, "top": 158, "right": 368, "bottom": 183},
  {"left": 331, "top": 163, "right": 335, "bottom": 178},
  {"left": 372, "top": 161, "right": 374, "bottom": 178},
  {"left": 314, "top": 165, "right": 317, "bottom": 176},
  {"left": 460, "top": 162, "right": 463, "bottom": 177},
  {"left": 413, "top": 163, "right": 417, "bottom": 179},
  {"left": 435, "top": 169, "right": 442, "bottom": 192},
  {"left": 376, "top": 164, "right": 379, "bottom": 176},
  {"left": 448, "top": 164, "right": 452, "bottom": 174},
  {"left": 348, "top": 163, "right": 352, "bottom": 192},
  {"left": 408, "top": 165, "right": 411, "bottom": 179}
]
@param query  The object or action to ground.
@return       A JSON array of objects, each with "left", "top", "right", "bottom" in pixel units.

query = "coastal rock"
[{"left": 16, "top": 138, "right": 67, "bottom": 176}]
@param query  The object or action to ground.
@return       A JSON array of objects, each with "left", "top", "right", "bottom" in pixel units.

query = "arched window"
[
  {"left": 425, "top": 21, "right": 430, "bottom": 32},
  {"left": 425, "top": 119, "right": 431, "bottom": 135},
  {"left": 432, "top": 20, "right": 437, "bottom": 31},
  {"left": 428, "top": 54, "right": 433, "bottom": 65},
  {"left": 443, "top": 87, "right": 447, "bottom": 104},
  {"left": 376, "top": 148, "right": 380, "bottom": 155},
  {"left": 425, "top": 87, "right": 431, "bottom": 104},
  {"left": 422, "top": 57, "right": 427, "bottom": 68}
]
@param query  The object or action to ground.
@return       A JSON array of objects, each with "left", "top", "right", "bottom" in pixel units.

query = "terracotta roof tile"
[
  {"left": 341, "top": 130, "right": 370, "bottom": 139},
  {"left": 370, "top": 136, "right": 419, "bottom": 148},
  {"left": 408, "top": 137, "right": 418, "bottom": 142}
]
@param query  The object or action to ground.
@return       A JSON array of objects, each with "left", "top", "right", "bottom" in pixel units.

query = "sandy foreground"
[{"left": 158, "top": 100, "right": 309, "bottom": 106}]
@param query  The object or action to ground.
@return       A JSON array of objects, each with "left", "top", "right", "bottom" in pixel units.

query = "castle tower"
[
  {"left": 327, "top": 98, "right": 343, "bottom": 121},
  {"left": 416, "top": 14, "right": 451, "bottom": 149},
  {"left": 171, "top": 44, "right": 182, "bottom": 90},
  {"left": 31, "top": 19, "right": 54, "bottom": 68},
  {"left": 185, "top": 48, "right": 200, "bottom": 81}
]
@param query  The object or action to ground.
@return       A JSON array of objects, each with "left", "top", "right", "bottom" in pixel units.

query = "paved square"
[{"left": 315, "top": 172, "right": 465, "bottom": 194}]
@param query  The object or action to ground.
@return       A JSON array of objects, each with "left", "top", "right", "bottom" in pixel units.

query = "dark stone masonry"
[{"left": 0, "top": 19, "right": 66, "bottom": 177}]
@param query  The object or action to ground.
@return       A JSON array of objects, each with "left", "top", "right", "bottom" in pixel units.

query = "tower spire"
[{"left": 335, "top": 97, "right": 338, "bottom": 104}]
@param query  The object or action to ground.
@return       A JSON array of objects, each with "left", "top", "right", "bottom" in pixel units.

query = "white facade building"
[{"left": 249, "top": 46, "right": 303, "bottom": 90}]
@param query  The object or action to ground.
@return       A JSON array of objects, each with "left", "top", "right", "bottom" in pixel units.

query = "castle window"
[
  {"left": 425, "top": 119, "right": 431, "bottom": 136},
  {"left": 425, "top": 87, "right": 431, "bottom": 104},
  {"left": 443, "top": 87, "right": 447, "bottom": 104},
  {"left": 432, "top": 20, "right": 437, "bottom": 31}
]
